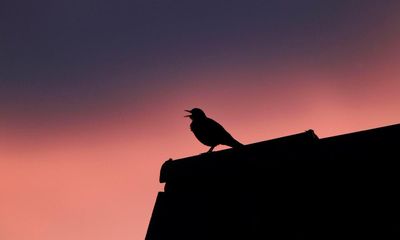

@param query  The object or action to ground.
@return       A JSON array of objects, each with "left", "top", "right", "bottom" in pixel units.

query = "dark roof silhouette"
[{"left": 146, "top": 124, "right": 400, "bottom": 240}]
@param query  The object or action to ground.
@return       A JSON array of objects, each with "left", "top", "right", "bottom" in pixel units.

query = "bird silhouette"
[{"left": 185, "top": 108, "right": 243, "bottom": 152}]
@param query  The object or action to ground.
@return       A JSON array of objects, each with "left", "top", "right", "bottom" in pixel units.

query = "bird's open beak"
[{"left": 184, "top": 110, "right": 192, "bottom": 117}]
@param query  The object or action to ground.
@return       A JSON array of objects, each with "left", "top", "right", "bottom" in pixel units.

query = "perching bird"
[{"left": 185, "top": 108, "right": 243, "bottom": 152}]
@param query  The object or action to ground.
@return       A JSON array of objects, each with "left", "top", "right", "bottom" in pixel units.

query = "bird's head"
[{"left": 185, "top": 108, "right": 206, "bottom": 120}]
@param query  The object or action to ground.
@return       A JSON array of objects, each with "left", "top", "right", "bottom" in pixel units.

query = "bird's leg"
[{"left": 207, "top": 146, "right": 215, "bottom": 153}]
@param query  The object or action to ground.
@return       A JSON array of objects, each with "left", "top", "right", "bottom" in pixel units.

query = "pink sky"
[{"left": 1, "top": 54, "right": 400, "bottom": 239}]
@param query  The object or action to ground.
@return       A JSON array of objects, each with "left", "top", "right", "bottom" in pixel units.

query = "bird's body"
[{"left": 185, "top": 108, "right": 243, "bottom": 152}]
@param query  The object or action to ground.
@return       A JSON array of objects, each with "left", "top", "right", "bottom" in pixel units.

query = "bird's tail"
[{"left": 228, "top": 138, "right": 244, "bottom": 148}]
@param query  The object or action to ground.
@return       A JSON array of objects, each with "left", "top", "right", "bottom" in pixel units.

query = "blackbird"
[{"left": 185, "top": 108, "right": 243, "bottom": 152}]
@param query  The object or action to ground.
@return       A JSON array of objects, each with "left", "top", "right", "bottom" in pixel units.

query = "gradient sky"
[{"left": 1, "top": 1, "right": 400, "bottom": 239}]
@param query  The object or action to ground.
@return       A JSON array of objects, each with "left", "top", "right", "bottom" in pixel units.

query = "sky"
[{"left": 1, "top": 0, "right": 400, "bottom": 239}]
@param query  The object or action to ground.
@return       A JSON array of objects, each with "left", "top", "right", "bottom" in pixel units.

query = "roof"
[
  {"left": 160, "top": 129, "right": 318, "bottom": 185},
  {"left": 146, "top": 123, "right": 400, "bottom": 240}
]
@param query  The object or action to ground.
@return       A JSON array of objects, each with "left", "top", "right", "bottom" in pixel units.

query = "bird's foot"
[{"left": 207, "top": 146, "right": 215, "bottom": 153}]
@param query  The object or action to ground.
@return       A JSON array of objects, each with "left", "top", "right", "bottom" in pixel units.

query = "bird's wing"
[
  {"left": 206, "top": 118, "right": 242, "bottom": 147},
  {"left": 205, "top": 118, "right": 233, "bottom": 141}
]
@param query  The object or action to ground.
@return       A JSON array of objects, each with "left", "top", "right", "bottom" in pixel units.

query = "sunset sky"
[{"left": 1, "top": 1, "right": 400, "bottom": 239}]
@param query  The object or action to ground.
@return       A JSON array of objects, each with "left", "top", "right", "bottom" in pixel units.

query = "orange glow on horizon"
[{"left": 2, "top": 56, "right": 400, "bottom": 239}]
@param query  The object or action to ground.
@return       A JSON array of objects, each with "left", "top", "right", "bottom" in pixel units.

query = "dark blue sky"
[
  {"left": 1, "top": 0, "right": 399, "bottom": 130},
  {"left": 3, "top": 0, "right": 398, "bottom": 104}
]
